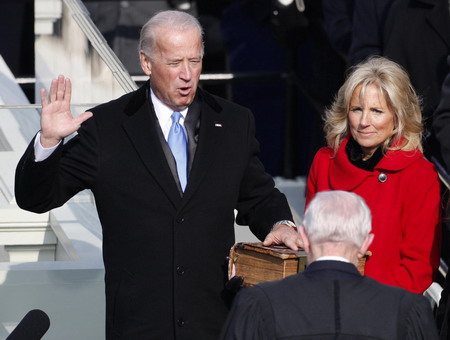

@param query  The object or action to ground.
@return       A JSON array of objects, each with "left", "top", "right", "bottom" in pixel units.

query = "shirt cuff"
[
  {"left": 272, "top": 220, "right": 297, "bottom": 231},
  {"left": 34, "top": 131, "right": 60, "bottom": 162}
]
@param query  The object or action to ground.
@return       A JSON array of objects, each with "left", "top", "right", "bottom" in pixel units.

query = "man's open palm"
[{"left": 40, "top": 75, "right": 93, "bottom": 147}]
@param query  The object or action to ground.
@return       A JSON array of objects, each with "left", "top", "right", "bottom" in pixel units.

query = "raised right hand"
[{"left": 40, "top": 75, "right": 93, "bottom": 148}]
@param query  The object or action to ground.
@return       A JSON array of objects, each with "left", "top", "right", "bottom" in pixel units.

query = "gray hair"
[
  {"left": 138, "top": 10, "right": 204, "bottom": 59},
  {"left": 303, "top": 191, "right": 372, "bottom": 247}
]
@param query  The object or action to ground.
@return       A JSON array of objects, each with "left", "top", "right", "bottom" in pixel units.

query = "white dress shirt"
[
  {"left": 316, "top": 256, "right": 350, "bottom": 263},
  {"left": 151, "top": 90, "right": 187, "bottom": 141}
]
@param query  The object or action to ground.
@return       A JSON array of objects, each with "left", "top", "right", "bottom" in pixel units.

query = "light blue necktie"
[{"left": 168, "top": 111, "right": 188, "bottom": 191}]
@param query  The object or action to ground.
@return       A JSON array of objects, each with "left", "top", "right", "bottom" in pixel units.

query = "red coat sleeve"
[
  {"left": 390, "top": 160, "right": 442, "bottom": 293},
  {"left": 305, "top": 148, "right": 332, "bottom": 210}
]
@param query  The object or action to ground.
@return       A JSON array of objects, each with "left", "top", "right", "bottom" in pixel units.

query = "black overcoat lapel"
[
  {"left": 121, "top": 83, "right": 182, "bottom": 207},
  {"left": 181, "top": 90, "right": 226, "bottom": 206}
]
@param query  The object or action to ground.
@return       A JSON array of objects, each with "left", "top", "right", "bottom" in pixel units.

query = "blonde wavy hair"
[{"left": 324, "top": 56, "right": 423, "bottom": 154}]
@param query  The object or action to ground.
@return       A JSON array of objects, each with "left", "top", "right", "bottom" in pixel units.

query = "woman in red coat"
[{"left": 306, "top": 56, "right": 441, "bottom": 293}]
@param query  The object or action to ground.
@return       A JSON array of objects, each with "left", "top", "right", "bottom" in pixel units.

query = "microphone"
[{"left": 6, "top": 309, "right": 50, "bottom": 340}]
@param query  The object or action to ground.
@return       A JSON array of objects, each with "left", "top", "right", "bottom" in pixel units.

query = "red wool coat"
[{"left": 305, "top": 137, "right": 441, "bottom": 293}]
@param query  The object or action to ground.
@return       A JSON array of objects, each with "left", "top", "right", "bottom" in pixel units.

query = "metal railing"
[{"left": 63, "top": 0, "right": 137, "bottom": 93}]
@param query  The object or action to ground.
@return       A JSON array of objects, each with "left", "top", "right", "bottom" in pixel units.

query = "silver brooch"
[{"left": 378, "top": 173, "right": 387, "bottom": 183}]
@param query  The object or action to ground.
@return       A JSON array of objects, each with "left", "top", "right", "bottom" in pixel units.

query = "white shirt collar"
[
  {"left": 150, "top": 89, "right": 188, "bottom": 140},
  {"left": 315, "top": 256, "right": 350, "bottom": 263}
]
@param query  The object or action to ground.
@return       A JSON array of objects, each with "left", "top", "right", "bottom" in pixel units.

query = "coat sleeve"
[
  {"left": 305, "top": 151, "right": 320, "bottom": 209},
  {"left": 321, "top": 0, "right": 354, "bottom": 56},
  {"left": 15, "top": 117, "right": 99, "bottom": 213},
  {"left": 304, "top": 148, "right": 331, "bottom": 210},
  {"left": 219, "top": 287, "right": 275, "bottom": 340},
  {"left": 234, "top": 110, "right": 293, "bottom": 240},
  {"left": 394, "top": 160, "right": 441, "bottom": 293},
  {"left": 398, "top": 293, "right": 439, "bottom": 340},
  {"left": 432, "top": 55, "right": 450, "bottom": 173},
  {"left": 348, "top": 0, "right": 394, "bottom": 64}
]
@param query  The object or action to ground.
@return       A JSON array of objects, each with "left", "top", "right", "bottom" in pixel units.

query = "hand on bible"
[
  {"left": 263, "top": 223, "right": 303, "bottom": 251},
  {"left": 40, "top": 75, "right": 93, "bottom": 148}
]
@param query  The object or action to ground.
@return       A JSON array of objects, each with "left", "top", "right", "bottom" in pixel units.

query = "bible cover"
[{"left": 228, "top": 242, "right": 369, "bottom": 287}]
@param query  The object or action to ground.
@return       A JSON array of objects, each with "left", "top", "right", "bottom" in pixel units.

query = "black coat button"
[
  {"left": 177, "top": 319, "right": 185, "bottom": 327},
  {"left": 176, "top": 216, "right": 185, "bottom": 223},
  {"left": 176, "top": 266, "right": 185, "bottom": 275}
]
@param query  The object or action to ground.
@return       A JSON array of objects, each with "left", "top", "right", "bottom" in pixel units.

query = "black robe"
[{"left": 220, "top": 261, "right": 439, "bottom": 339}]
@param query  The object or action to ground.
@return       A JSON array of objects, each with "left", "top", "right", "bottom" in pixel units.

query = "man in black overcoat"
[
  {"left": 220, "top": 191, "right": 439, "bottom": 339},
  {"left": 14, "top": 10, "right": 300, "bottom": 340}
]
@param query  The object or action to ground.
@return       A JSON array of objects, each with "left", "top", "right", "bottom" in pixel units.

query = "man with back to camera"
[
  {"left": 14, "top": 10, "right": 301, "bottom": 340},
  {"left": 220, "top": 190, "right": 439, "bottom": 339}
]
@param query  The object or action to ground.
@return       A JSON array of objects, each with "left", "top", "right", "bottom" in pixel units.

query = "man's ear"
[
  {"left": 358, "top": 233, "right": 374, "bottom": 258},
  {"left": 298, "top": 225, "right": 310, "bottom": 253},
  {"left": 140, "top": 51, "right": 152, "bottom": 76}
]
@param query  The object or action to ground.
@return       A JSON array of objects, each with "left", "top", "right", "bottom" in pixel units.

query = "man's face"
[{"left": 140, "top": 27, "right": 203, "bottom": 111}]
